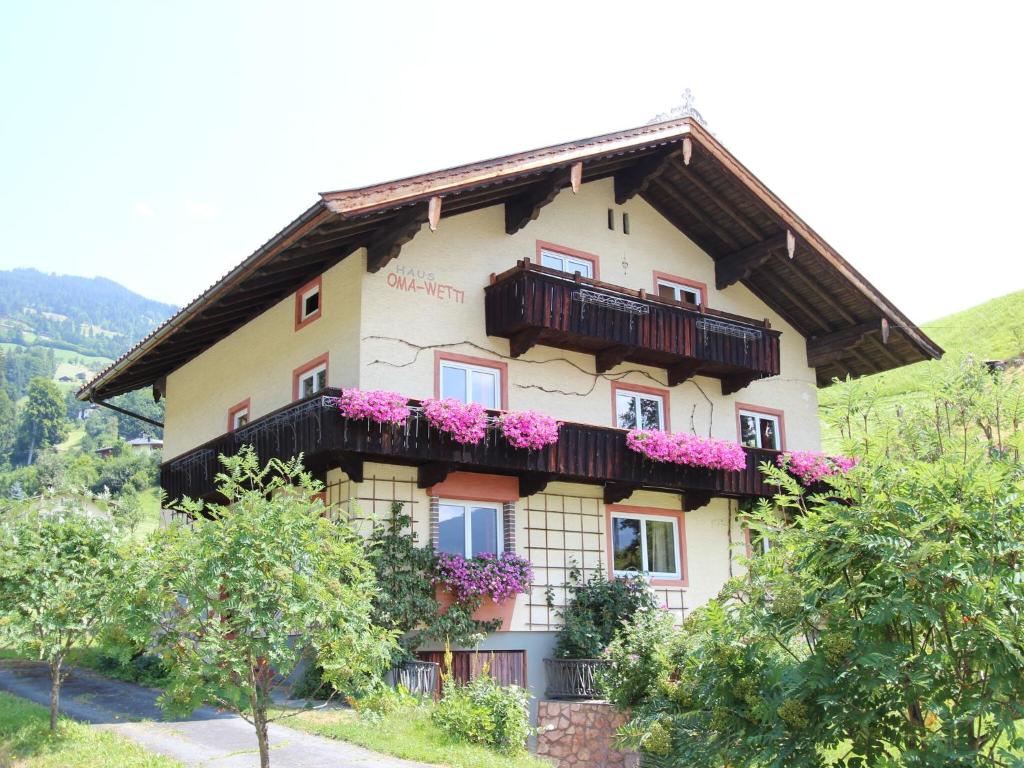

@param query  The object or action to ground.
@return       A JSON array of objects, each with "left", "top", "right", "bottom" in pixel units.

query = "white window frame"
[
  {"left": 297, "top": 363, "right": 327, "bottom": 399},
  {"left": 539, "top": 248, "right": 594, "bottom": 278},
  {"left": 656, "top": 278, "right": 702, "bottom": 306},
  {"left": 615, "top": 389, "right": 666, "bottom": 431},
  {"left": 738, "top": 410, "right": 781, "bottom": 450},
  {"left": 437, "top": 499, "right": 504, "bottom": 558},
  {"left": 439, "top": 359, "right": 502, "bottom": 409},
  {"left": 610, "top": 511, "right": 682, "bottom": 580},
  {"left": 231, "top": 407, "right": 249, "bottom": 430},
  {"left": 299, "top": 284, "right": 321, "bottom": 322}
]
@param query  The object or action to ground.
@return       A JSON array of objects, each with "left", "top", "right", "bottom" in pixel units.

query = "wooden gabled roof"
[{"left": 79, "top": 118, "right": 941, "bottom": 402}]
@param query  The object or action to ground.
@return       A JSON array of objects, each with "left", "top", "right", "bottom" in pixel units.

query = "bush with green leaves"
[
  {"left": 553, "top": 563, "right": 658, "bottom": 659},
  {"left": 0, "top": 490, "right": 130, "bottom": 731},
  {"left": 432, "top": 669, "right": 531, "bottom": 754},
  {"left": 139, "top": 448, "right": 397, "bottom": 768},
  {"left": 612, "top": 358, "right": 1024, "bottom": 767},
  {"left": 597, "top": 607, "right": 675, "bottom": 709}
]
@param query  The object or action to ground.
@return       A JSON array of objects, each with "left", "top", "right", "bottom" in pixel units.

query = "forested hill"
[{"left": 0, "top": 268, "right": 177, "bottom": 361}]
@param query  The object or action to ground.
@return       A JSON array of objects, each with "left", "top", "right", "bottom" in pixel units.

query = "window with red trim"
[
  {"left": 227, "top": 399, "right": 251, "bottom": 431},
  {"left": 294, "top": 276, "right": 322, "bottom": 330}
]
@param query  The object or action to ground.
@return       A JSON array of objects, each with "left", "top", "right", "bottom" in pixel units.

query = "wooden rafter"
[
  {"left": 716, "top": 233, "right": 788, "bottom": 289},
  {"left": 656, "top": 183, "right": 742, "bottom": 251},
  {"left": 366, "top": 205, "right": 429, "bottom": 273},
  {"left": 806, "top": 320, "right": 887, "bottom": 368},
  {"left": 772, "top": 252, "right": 856, "bottom": 325},
  {"left": 504, "top": 173, "right": 562, "bottom": 235},
  {"left": 679, "top": 165, "right": 765, "bottom": 241},
  {"left": 614, "top": 148, "right": 677, "bottom": 205}
]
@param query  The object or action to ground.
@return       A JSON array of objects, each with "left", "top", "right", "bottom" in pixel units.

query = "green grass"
[
  {"left": 54, "top": 428, "right": 85, "bottom": 453},
  {"left": 283, "top": 704, "right": 553, "bottom": 768},
  {"left": 0, "top": 690, "right": 180, "bottom": 767},
  {"left": 133, "top": 487, "right": 163, "bottom": 541}
]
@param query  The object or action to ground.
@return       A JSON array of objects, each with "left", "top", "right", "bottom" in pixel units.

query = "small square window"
[
  {"left": 656, "top": 278, "right": 702, "bottom": 306},
  {"left": 439, "top": 360, "right": 501, "bottom": 409},
  {"left": 539, "top": 248, "right": 594, "bottom": 279},
  {"left": 611, "top": 512, "right": 681, "bottom": 579},
  {"left": 438, "top": 500, "right": 503, "bottom": 558},
  {"left": 739, "top": 410, "right": 781, "bottom": 450},
  {"left": 296, "top": 362, "right": 327, "bottom": 400},
  {"left": 615, "top": 390, "right": 665, "bottom": 431},
  {"left": 295, "top": 278, "right": 323, "bottom": 329},
  {"left": 232, "top": 408, "right": 249, "bottom": 429}
]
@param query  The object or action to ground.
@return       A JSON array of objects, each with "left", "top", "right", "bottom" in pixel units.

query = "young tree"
[
  {"left": 0, "top": 490, "right": 127, "bottom": 730},
  {"left": 608, "top": 359, "right": 1024, "bottom": 767},
  {"left": 0, "top": 387, "right": 16, "bottom": 465},
  {"left": 145, "top": 448, "right": 395, "bottom": 768},
  {"left": 16, "top": 376, "right": 68, "bottom": 464}
]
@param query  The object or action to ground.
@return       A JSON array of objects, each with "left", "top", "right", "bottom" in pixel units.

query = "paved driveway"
[{"left": 0, "top": 661, "right": 433, "bottom": 768}]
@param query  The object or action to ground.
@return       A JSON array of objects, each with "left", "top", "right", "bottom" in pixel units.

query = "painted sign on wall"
[{"left": 385, "top": 265, "right": 465, "bottom": 304}]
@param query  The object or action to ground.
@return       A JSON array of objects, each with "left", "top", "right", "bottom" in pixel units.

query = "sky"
[{"left": 1, "top": 1, "right": 1021, "bottom": 324}]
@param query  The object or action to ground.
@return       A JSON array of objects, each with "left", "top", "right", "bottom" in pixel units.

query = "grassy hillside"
[{"left": 819, "top": 289, "right": 1024, "bottom": 446}]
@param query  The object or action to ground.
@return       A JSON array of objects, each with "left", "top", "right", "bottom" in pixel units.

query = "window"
[
  {"left": 611, "top": 512, "right": 681, "bottom": 579},
  {"left": 437, "top": 500, "right": 503, "bottom": 558},
  {"left": 293, "top": 354, "right": 329, "bottom": 400},
  {"left": 656, "top": 278, "right": 702, "bottom": 306},
  {"left": 439, "top": 359, "right": 501, "bottom": 409},
  {"left": 738, "top": 409, "right": 782, "bottom": 450},
  {"left": 227, "top": 399, "right": 250, "bottom": 431},
  {"left": 539, "top": 247, "right": 594, "bottom": 278},
  {"left": 294, "top": 276, "right": 322, "bottom": 330},
  {"left": 615, "top": 388, "right": 666, "bottom": 431}
]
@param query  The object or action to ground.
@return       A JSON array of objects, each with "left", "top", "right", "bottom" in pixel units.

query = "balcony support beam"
[
  {"left": 519, "top": 472, "right": 552, "bottom": 498},
  {"left": 509, "top": 328, "right": 543, "bottom": 358},
  {"left": 722, "top": 373, "right": 758, "bottom": 396},
  {"left": 417, "top": 461, "right": 452, "bottom": 489},
  {"left": 595, "top": 345, "right": 630, "bottom": 374},
  {"left": 682, "top": 491, "right": 713, "bottom": 512},
  {"left": 806, "top": 319, "right": 888, "bottom": 368},
  {"left": 667, "top": 360, "right": 704, "bottom": 387},
  {"left": 715, "top": 233, "right": 789, "bottom": 289},
  {"left": 505, "top": 173, "right": 563, "bottom": 235},
  {"left": 603, "top": 482, "right": 638, "bottom": 506},
  {"left": 332, "top": 452, "right": 364, "bottom": 483},
  {"left": 366, "top": 204, "right": 428, "bottom": 273}
]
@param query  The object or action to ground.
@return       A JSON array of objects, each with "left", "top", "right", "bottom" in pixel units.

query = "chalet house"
[{"left": 79, "top": 117, "right": 940, "bottom": 721}]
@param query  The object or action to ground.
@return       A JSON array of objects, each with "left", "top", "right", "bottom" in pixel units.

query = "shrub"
[
  {"left": 554, "top": 565, "right": 658, "bottom": 659},
  {"left": 432, "top": 673, "right": 531, "bottom": 753},
  {"left": 598, "top": 608, "right": 676, "bottom": 708}
]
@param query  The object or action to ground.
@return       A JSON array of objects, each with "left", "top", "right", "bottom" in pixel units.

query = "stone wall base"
[{"left": 536, "top": 700, "right": 639, "bottom": 768}]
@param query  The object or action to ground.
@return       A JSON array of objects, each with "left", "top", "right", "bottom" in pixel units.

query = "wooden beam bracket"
[
  {"left": 596, "top": 345, "right": 631, "bottom": 374},
  {"left": 505, "top": 174, "right": 562, "bottom": 235},
  {"left": 806, "top": 320, "right": 887, "bottom": 368},
  {"left": 417, "top": 461, "right": 452, "bottom": 489},
  {"left": 519, "top": 472, "right": 552, "bottom": 498},
  {"left": 715, "top": 233, "right": 788, "bottom": 289},
  {"left": 667, "top": 360, "right": 703, "bottom": 387},
  {"left": 682, "top": 491, "right": 713, "bottom": 512},
  {"left": 509, "top": 328, "right": 544, "bottom": 358},
  {"left": 332, "top": 452, "right": 364, "bottom": 483},
  {"left": 722, "top": 373, "right": 758, "bottom": 396},
  {"left": 613, "top": 148, "right": 676, "bottom": 205},
  {"left": 366, "top": 204, "right": 429, "bottom": 273},
  {"left": 603, "top": 482, "right": 638, "bottom": 506}
]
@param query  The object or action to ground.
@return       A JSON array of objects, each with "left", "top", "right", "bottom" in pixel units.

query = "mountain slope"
[{"left": 0, "top": 268, "right": 177, "bottom": 363}]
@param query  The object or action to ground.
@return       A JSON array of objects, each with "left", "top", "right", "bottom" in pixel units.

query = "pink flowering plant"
[
  {"left": 421, "top": 398, "right": 489, "bottom": 445},
  {"left": 434, "top": 551, "right": 533, "bottom": 603},
  {"left": 626, "top": 429, "right": 747, "bottom": 472},
  {"left": 499, "top": 410, "right": 560, "bottom": 450},
  {"left": 336, "top": 388, "right": 410, "bottom": 425},
  {"left": 777, "top": 450, "right": 858, "bottom": 485}
]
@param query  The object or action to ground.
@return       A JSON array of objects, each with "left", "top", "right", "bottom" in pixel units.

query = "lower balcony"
[
  {"left": 161, "top": 389, "right": 779, "bottom": 506},
  {"left": 485, "top": 260, "right": 781, "bottom": 394}
]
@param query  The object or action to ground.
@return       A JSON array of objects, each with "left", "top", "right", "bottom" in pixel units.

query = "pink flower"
[
  {"left": 421, "top": 398, "right": 489, "bottom": 444},
  {"left": 777, "top": 450, "right": 858, "bottom": 484},
  {"left": 500, "top": 410, "right": 560, "bottom": 450},
  {"left": 434, "top": 552, "right": 533, "bottom": 603},
  {"left": 337, "top": 388, "right": 410, "bottom": 425},
  {"left": 626, "top": 429, "right": 747, "bottom": 472}
]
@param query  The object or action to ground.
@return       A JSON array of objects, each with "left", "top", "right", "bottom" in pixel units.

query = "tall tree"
[
  {"left": 141, "top": 448, "right": 395, "bottom": 768},
  {"left": 0, "top": 388, "right": 16, "bottom": 465},
  {"left": 16, "top": 377, "right": 68, "bottom": 464},
  {"left": 0, "top": 491, "right": 129, "bottom": 730},
  {"left": 606, "top": 359, "right": 1024, "bottom": 767}
]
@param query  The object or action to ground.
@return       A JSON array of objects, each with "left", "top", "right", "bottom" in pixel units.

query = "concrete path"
[{"left": 0, "top": 660, "right": 433, "bottom": 768}]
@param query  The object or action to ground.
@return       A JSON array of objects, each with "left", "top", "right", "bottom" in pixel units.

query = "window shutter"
[{"left": 502, "top": 501, "right": 516, "bottom": 554}]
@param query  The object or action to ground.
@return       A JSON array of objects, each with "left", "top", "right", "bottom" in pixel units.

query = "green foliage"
[
  {"left": 433, "top": 670, "right": 531, "bottom": 754},
  {"left": 598, "top": 607, "right": 676, "bottom": 709},
  {"left": 91, "top": 449, "right": 158, "bottom": 495},
  {"left": 0, "top": 388, "right": 15, "bottom": 465},
  {"left": 553, "top": 563, "right": 658, "bottom": 659},
  {"left": 16, "top": 377, "right": 68, "bottom": 464},
  {"left": 0, "top": 490, "right": 129, "bottom": 730},
  {"left": 141, "top": 447, "right": 396, "bottom": 768},
  {"left": 1, "top": 345, "right": 55, "bottom": 398},
  {"left": 615, "top": 359, "right": 1024, "bottom": 768}
]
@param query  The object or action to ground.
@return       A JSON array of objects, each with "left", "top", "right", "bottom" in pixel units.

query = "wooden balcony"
[
  {"left": 161, "top": 389, "right": 779, "bottom": 508},
  {"left": 485, "top": 261, "right": 781, "bottom": 394}
]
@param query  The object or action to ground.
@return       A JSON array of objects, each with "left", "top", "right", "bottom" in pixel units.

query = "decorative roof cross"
[{"left": 648, "top": 88, "right": 707, "bottom": 127}]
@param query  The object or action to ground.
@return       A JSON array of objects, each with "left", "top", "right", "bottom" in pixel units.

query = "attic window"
[{"left": 294, "top": 276, "right": 322, "bottom": 330}]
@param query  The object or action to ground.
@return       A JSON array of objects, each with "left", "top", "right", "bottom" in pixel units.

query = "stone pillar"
[{"left": 535, "top": 700, "right": 639, "bottom": 768}]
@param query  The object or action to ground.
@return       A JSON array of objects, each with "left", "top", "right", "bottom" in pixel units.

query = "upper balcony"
[
  {"left": 485, "top": 260, "right": 781, "bottom": 394},
  {"left": 161, "top": 389, "right": 780, "bottom": 509}
]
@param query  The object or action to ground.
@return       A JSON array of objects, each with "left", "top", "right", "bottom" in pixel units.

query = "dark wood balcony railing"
[
  {"left": 161, "top": 389, "right": 779, "bottom": 507},
  {"left": 485, "top": 260, "right": 781, "bottom": 394}
]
